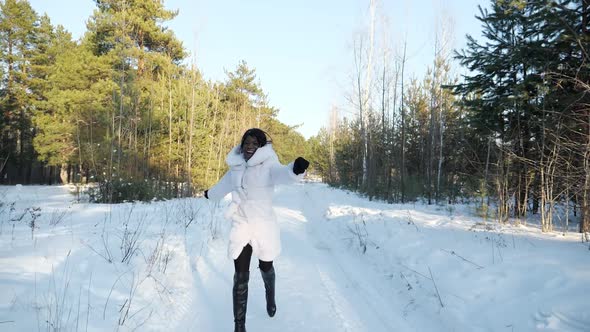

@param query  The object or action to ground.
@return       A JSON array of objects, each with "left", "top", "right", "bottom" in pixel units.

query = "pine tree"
[
  {"left": 34, "top": 40, "right": 115, "bottom": 183},
  {"left": 85, "top": 0, "right": 187, "bottom": 197},
  {"left": 453, "top": 0, "right": 588, "bottom": 230},
  {"left": 0, "top": 0, "right": 40, "bottom": 183}
]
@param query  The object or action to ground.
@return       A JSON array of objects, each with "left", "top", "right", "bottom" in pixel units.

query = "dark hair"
[{"left": 240, "top": 128, "right": 271, "bottom": 150}]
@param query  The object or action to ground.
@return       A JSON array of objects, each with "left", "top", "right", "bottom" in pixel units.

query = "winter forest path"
[{"left": 184, "top": 183, "right": 411, "bottom": 332}]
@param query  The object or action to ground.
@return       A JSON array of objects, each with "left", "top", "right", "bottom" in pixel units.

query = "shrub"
[{"left": 86, "top": 178, "right": 186, "bottom": 203}]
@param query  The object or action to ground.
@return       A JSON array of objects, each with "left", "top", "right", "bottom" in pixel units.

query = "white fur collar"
[{"left": 226, "top": 144, "right": 278, "bottom": 167}]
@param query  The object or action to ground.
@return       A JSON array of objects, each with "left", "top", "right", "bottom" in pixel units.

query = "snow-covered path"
[
  {"left": 181, "top": 183, "right": 409, "bottom": 331},
  {"left": 0, "top": 183, "right": 589, "bottom": 331}
]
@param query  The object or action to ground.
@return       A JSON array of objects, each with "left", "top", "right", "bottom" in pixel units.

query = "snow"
[{"left": 0, "top": 183, "right": 588, "bottom": 331}]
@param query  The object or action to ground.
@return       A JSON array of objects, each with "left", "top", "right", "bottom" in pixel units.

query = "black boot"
[
  {"left": 233, "top": 271, "right": 249, "bottom": 332},
  {"left": 260, "top": 267, "right": 276, "bottom": 317}
]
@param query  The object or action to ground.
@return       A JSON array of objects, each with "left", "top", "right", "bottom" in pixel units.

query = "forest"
[
  {"left": 1, "top": 0, "right": 589, "bottom": 234},
  {"left": 0, "top": 0, "right": 307, "bottom": 201},
  {"left": 308, "top": 0, "right": 590, "bottom": 234}
]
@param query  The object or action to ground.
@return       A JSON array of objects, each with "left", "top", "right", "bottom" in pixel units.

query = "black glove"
[
  {"left": 293, "top": 157, "right": 309, "bottom": 175},
  {"left": 204, "top": 190, "right": 209, "bottom": 199}
]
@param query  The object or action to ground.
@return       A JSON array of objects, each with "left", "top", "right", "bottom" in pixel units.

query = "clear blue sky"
[{"left": 28, "top": 0, "right": 488, "bottom": 138}]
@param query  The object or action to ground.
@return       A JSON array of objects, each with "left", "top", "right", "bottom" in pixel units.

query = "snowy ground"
[{"left": 0, "top": 183, "right": 588, "bottom": 332}]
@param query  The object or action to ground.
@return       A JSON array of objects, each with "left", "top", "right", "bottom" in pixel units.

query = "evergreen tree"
[
  {"left": 306, "top": 129, "right": 332, "bottom": 181},
  {"left": 453, "top": 0, "right": 588, "bottom": 230},
  {"left": 0, "top": 0, "right": 40, "bottom": 183},
  {"left": 34, "top": 40, "right": 115, "bottom": 182},
  {"left": 85, "top": 0, "right": 187, "bottom": 196}
]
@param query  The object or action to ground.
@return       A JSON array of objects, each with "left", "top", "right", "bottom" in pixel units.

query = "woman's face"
[{"left": 242, "top": 135, "right": 260, "bottom": 161}]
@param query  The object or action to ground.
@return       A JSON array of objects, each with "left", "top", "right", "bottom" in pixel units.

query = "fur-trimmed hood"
[{"left": 226, "top": 144, "right": 279, "bottom": 167}]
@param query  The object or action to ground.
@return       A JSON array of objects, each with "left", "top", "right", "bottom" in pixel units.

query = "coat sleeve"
[
  {"left": 269, "top": 160, "right": 304, "bottom": 185},
  {"left": 208, "top": 171, "right": 232, "bottom": 200}
]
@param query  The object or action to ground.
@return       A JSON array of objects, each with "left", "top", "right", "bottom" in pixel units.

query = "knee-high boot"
[
  {"left": 260, "top": 267, "right": 276, "bottom": 317},
  {"left": 233, "top": 271, "right": 249, "bottom": 332}
]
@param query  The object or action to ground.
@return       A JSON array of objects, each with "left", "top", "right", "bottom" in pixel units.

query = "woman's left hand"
[{"left": 293, "top": 157, "right": 309, "bottom": 175}]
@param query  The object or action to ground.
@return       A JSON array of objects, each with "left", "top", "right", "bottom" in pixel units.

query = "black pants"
[{"left": 234, "top": 244, "right": 273, "bottom": 273}]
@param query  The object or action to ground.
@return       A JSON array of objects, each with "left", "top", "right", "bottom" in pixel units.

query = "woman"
[{"left": 204, "top": 128, "right": 309, "bottom": 332}]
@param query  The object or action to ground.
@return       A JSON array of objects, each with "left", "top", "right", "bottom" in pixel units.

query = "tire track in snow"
[
  {"left": 151, "top": 234, "right": 197, "bottom": 331},
  {"left": 294, "top": 183, "right": 410, "bottom": 332},
  {"left": 318, "top": 242, "right": 402, "bottom": 331},
  {"left": 272, "top": 184, "right": 403, "bottom": 331},
  {"left": 315, "top": 266, "right": 355, "bottom": 332},
  {"left": 275, "top": 209, "right": 366, "bottom": 331},
  {"left": 184, "top": 237, "right": 234, "bottom": 331},
  {"left": 534, "top": 309, "right": 590, "bottom": 331}
]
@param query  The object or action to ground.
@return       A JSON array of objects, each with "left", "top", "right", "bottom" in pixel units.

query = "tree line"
[
  {"left": 309, "top": 0, "right": 590, "bottom": 234},
  {"left": 2, "top": 0, "right": 589, "bottom": 234},
  {"left": 0, "top": 0, "right": 306, "bottom": 202}
]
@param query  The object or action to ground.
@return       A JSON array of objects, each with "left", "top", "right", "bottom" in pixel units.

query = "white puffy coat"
[{"left": 207, "top": 144, "right": 304, "bottom": 261}]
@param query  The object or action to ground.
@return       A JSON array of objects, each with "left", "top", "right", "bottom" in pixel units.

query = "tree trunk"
[
  {"left": 400, "top": 40, "right": 407, "bottom": 203},
  {"left": 168, "top": 74, "right": 173, "bottom": 177},
  {"left": 206, "top": 88, "right": 219, "bottom": 185},
  {"left": 187, "top": 66, "right": 196, "bottom": 196},
  {"left": 437, "top": 79, "right": 444, "bottom": 202},
  {"left": 361, "top": 0, "right": 376, "bottom": 190},
  {"left": 581, "top": 108, "right": 590, "bottom": 234}
]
